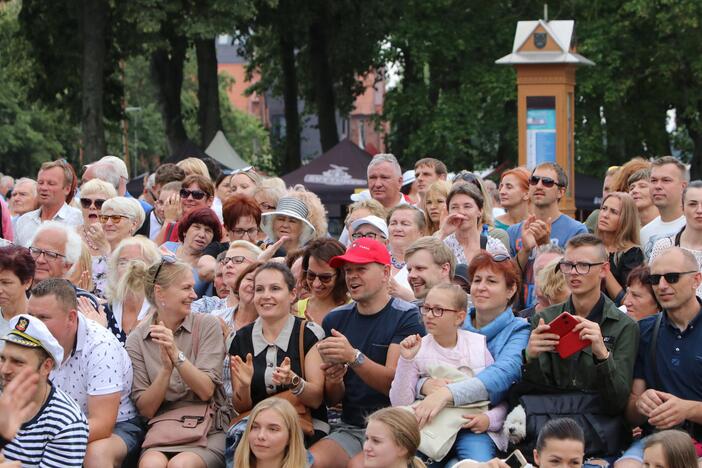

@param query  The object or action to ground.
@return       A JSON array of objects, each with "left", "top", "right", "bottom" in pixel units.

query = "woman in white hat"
[{"left": 260, "top": 189, "right": 327, "bottom": 254}]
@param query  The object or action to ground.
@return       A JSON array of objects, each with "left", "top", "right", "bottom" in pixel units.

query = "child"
[
  {"left": 390, "top": 283, "right": 507, "bottom": 462},
  {"left": 643, "top": 430, "right": 698, "bottom": 468}
]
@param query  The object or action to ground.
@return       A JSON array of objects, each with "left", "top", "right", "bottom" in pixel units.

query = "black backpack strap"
[
  {"left": 649, "top": 312, "right": 664, "bottom": 391},
  {"left": 674, "top": 227, "right": 685, "bottom": 247}
]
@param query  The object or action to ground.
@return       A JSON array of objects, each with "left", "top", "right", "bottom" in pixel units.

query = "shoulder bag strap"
[
  {"left": 674, "top": 226, "right": 685, "bottom": 247},
  {"left": 298, "top": 319, "right": 307, "bottom": 380},
  {"left": 165, "top": 222, "right": 175, "bottom": 242},
  {"left": 649, "top": 313, "right": 664, "bottom": 391}
]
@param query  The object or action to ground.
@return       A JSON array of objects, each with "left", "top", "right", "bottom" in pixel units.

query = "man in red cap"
[{"left": 310, "top": 238, "right": 425, "bottom": 467}]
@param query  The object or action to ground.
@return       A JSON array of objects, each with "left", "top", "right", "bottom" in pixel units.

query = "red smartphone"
[{"left": 547, "top": 312, "right": 590, "bottom": 359}]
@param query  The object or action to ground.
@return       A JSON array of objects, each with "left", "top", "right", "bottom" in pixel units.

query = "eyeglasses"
[
  {"left": 153, "top": 255, "right": 177, "bottom": 282},
  {"left": 646, "top": 271, "right": 698, "bottom": 285},
  {"left": 231, "top": 227, "right": 259, "bottom": 238},
  {"left": 420, "top": 305, "right": 460, "bottom": 318},
  {"left": 28, "top": 246, "right": 66, "bottom": 262},
  {"left": 529, "top": 175, "right": 563, "bottom": 188},
  {"left": 98, "top": 214, "right": 132, "bottom": 224},
  {"left": 180, "top": 189, "right": 207, "bottom": 200},
  {"left": 220, "top": 256, "right": 250, "bottom": 266},
  {"left": 79, "top": 198, "right": 106, "bottom": 209},
  {"left": 557, "top": 261, "right": 605, "bottom": 275},
  {"left": 306, "top": 271, "right": 337, "bottom": 284},
  {"left": 351, "top": 231, "right": 385, "bottom": 240}
]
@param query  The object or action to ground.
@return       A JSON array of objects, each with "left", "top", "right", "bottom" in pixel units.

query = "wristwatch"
[
  {"left": 348, "top": 349, "right": 365, "bottom": 368},
  {"left": 175, "top": 351, "right": 187, "bottom": 368}
]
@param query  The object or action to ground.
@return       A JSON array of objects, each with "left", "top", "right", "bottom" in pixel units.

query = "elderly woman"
[
  {"left": 0, "top": 245, "right": 35, "bottom": 336},
  {"left": 101, "top": 236, "right": 161, "bottom": 343},
  {"left": 621, "top": 265, "right": 660, "bottom": 321},
  {"left": 261, "top": 189, "right": 327, "bottom": 254},
  {"left": 86, "top": 196, "right": 145, "bottom": 297},
  {"left": 77, "top": 178, "right": 118, "bottom": 256},
  {"left": 157, "top": 174, "right": 215, "bottom": 245},
  {"left": 229, "top": 167, "right": 261, "bottom": 198},
  {"left": 423, "top": 180, "right": 451, "bottom": 236},
  {"left": 296, "top": 238, "right": 348, "bottom": 324},
  {"left": 339, "top": 198, "right": 386, "bottom": 246},
  {"left": 387, "top": 205, "right": 426, "bottom": 273},
  {"left": 439, "top": 183, "right": 509, "bottom": 265},
  {"left": 228, "top": 262, "right": 327, "bottom": 449},
  {"left": 125, "top": 257, "right": 231, "bottom": 468},
  {"left": 162, "top": 207, "right": 222, "bottom": 298},
  {"left": 253, "top": 177, "right": 286, "bottom": 214}
]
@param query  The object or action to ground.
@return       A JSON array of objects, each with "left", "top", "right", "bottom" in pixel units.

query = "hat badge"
[{"left": 15, "top": 317, "right": 29, "bottom": 332}]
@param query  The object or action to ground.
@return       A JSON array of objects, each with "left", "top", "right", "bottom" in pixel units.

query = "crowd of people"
[{"left": 0, "top": 152, "right": 700, "bottom": 468}]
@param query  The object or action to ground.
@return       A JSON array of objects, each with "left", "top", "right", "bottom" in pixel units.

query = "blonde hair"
[
  {"left": 345, "top": 199, "right": 386, "bottom": 226},
  {"left": 644, "top": 430, "right": 698, "bottom": 468},
  {"left": 67, "top": 241, "right": 94, "bottom": 292},
  {"left": 177, "top": 157, "right": 210, "bottom": 179},
  {"left": 423, "top": 180, "right": 451, "bottom": 234},
  {"left": 255, "top": 177, "right": 286, "bottom": 200},
  {"left": 537, "top": 257, "right": 567, "bottom": 306},
  {"left": 80, "top": 179, "right": 118, "bottom": 199},
  {"left": 595, "top": 192, "right": 641, "bottom": 250},
  {"left": 228, "top": 240, "right": 263, "bottom": 258},
  {"left": 233, "top": 398, "right": 307, "bottom": 468},
  {"left": 609, "top": 158, "right": 651, "bottom": 193},
  {"left": 287, "top": 188, "right": 328, "bottom": 239},
  {"left": 367, "top": 407, "right": 427, "bottom": 468},
  {"left": 107, "top": 236, "right": 161, "bottom": 303},
  {"left": 121, "top": 257, "right": 191, "bottom": 306},
  {"left": 101, "top": 197, "right": 146, "bottom": 231}
]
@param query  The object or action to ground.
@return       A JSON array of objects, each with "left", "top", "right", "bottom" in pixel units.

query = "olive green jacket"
[{"left": 522, "top": 294, "right": 639, "bottom": 414}]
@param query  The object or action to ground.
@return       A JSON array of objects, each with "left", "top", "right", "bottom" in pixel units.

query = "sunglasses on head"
[
  {"left": 80, "top": 198, "right": 106, "bottom": 209},
  {"left": 180, "top": 188, "right": 207, "bottom": 200},
  {"left": 153, "top": 255, "right": 177, "bottom": 282},
  {"left": 646, "top": 271, "right": 698, "bottom": 285},
  {"left": 529, "top": 175, "right": 563, "bottom": 188},
  {"left": 453, "top": 171, "right": 482, "bottom": 189}
]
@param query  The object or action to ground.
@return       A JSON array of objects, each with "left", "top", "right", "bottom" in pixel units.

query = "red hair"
[
  {"left": 178, "top": 207, "right": 222, "bottom": 242},
  {"left": 222, "top": 195, "right": 262, "bottom": 231},
  {"left": 467, "top": 250, "right": 521, "bottom": 305},
  {"left": 500, "top": 167, "right": 530, "bottom": 192}
]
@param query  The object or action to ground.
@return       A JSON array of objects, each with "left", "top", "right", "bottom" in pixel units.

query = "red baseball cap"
[{"left": 329, "top": 238, "right": 391, "bottom": 267}]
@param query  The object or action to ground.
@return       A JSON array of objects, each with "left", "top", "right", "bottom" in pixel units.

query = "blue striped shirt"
[{"left": 2, "top": 384, "right": 88, "bottom": 467}]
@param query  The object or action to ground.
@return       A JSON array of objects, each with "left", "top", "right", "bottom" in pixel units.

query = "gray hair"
[
  {"left": 86, "top": 162, "right": 121, "bottom": 190},
  {"left": 145, "top": 173, "right": 156, "bottom": 190},
  {"left": 99, "top": 155, "right": 129, "bottom": 179},
  {"left": 80, "top": 178, "right": 118, "bottom": 199},
  {"left": 14, "top": 178, "right": 37, "bottom": 197},
  {"left": 102, "top": 197, "right": 145, "bottom": 231},
  {"left": 31, "top": 221, "right": 82, "bottom": 270},
  {"left": 368, "top": 153, "right": 402, "bottom": 177}
]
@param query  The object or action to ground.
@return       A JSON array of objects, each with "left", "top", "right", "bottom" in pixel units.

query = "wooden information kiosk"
[{"left": 496, "top": 18, "right": 593, "bottom": 216}]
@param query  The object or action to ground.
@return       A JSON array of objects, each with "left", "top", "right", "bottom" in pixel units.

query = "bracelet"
[{"left": 291, "top": 379, "right": 306, "bottom": 396}]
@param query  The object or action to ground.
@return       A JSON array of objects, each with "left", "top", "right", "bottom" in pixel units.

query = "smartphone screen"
[{"left": 504, "top": 449, "right": 527, "bottom": 468}]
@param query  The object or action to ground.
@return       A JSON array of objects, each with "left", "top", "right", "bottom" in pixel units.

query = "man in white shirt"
[
  {"left": 14, "top": 160, "right": 82, "bottom": 246},
  {"left": 28, "top": 278, "right": 142, "bottom": 468},
  {"left": 640, "top": 156, "right": 687, "bottom": 255},
  {"left": 367, "top": 154, "right": 406, "bottom": 209}
]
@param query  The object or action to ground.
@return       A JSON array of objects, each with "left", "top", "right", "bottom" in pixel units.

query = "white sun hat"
[{"left": 260, "top": 197, "right": 317, "bottom": 247}]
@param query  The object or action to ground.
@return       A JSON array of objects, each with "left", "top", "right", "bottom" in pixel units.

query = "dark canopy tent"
[
  {"left": 574, "top": 172, "right": 602, "bottom": 211},
  {"left": 282, "top": 139, "right": 372, "bottom": 219}
]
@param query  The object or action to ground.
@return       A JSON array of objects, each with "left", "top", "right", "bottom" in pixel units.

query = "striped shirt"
[{"left": 2, "top": 384, "right": 88, "bottom": 467}]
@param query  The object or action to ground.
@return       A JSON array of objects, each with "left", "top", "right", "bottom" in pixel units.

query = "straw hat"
[{"left": 261, "top": 197, "right": 316, "bottom": 247}]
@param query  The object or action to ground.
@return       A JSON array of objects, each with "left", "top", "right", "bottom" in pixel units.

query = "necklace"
[{"left": 391, "top": 254, "right": 405, "bottom": 270}]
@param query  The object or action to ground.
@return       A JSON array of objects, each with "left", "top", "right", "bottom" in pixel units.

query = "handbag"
[
  {"left": 405, "top": 364, "right": 490, "bottom": 462},
  {"left": 142, "top": 314, "right": 215, "bottom": 448},
  {"left": 230, "top": 319, "right": 314, "bottom": 436}
]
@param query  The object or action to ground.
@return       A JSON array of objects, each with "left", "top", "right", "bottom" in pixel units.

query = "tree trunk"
[
  {"left": 151, "top": 35, "right": 188, "bottom": 155},
  {"left": 195, "top": 37, "right": 222, "bottom": 148},
  {"left": 279, "top": 20, "right": 301, "bottom": 173},
  {"left": 81, "top": 0, "right": 108, "bottom": 161},
  {"left": 308, "top": 14, "right": 339, "bottom": 153}
]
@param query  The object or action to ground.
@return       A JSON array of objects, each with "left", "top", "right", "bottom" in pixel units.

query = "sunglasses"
[
  {"left": 529, "top": 175, "right": 563, "bottom": 188},
  {"left": 306, "top": 271, "right": 337, "bottom": 284},
  {"left": 153, "top": 255, "right": 177, "bottom": 282},
  {"left": 646, "top": 271, "right": 698, "bottom": 285},
  {"left": 491, "top": 254, "right": 511, "bottom": 262},
  {"left": 80, "top": 198, "right": 106, "bottom": 209},
  {"left": 180, "top": 188, "right": 207, "bottom": 200},
  {"left": 453, "top": 171, "right": 482, "bottom": 189},
  {"left": 231, "top": 166, "right": 254, "bottom": 175},
  {"left": 98, "top": 214, "right": 132, "bottom": 224}
]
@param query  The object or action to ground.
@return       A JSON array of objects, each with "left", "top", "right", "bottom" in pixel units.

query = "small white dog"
[{"left": 503, "top": 405, "right": 527, "bottom": 445}]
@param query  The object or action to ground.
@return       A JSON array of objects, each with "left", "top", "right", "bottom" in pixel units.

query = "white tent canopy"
[{"left": 205, "top": 130, "right": 250, "bottom": 170}]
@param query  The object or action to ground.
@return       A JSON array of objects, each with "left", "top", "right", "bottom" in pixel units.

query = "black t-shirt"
[
  {"left": 322, "top": 298, "right": 425, "bottom": 427},
  {"left": 203, "top": 241, "right": 229, "bottom": 259}
]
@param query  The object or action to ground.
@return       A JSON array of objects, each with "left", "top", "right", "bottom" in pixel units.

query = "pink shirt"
[{"left": 0, "top": 197, "right": 12, "bottom": 241}]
